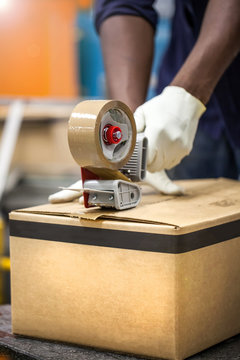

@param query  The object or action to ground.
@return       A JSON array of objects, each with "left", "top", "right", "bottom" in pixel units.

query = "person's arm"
[
  {"left": 171, "top": 0, "right": 240, "bottom": 104},
  {"left": 99, "top": 0, "right": 240, "bottom": 107},
  {"left": 97, "top": 0, "right": 240, "bottom": 194},
  {"left": 100, "top": 15, "right": 154, "bottom": 112}
]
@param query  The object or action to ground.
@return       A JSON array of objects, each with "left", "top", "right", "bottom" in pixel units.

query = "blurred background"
[{"left": 0, "top": 0, "right": 174, "bottom": 303}]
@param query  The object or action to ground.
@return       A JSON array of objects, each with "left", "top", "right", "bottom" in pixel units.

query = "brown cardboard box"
[
  {"left": 0, "top": 118, "right": 77, "bottom": 175},
  {"left": 9, "top": 178, "right": 240, "bottom": 360}
]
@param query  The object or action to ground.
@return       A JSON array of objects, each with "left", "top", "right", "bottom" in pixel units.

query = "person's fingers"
[
  {"left": 79, "top": 195, "right": 84, "bottom": 205},
  {"left": 48, "top": 180, "right": 83, "bottom": 204},
  {"left": 134, "top": 106, "right": 146, "bottom": 133},
  {"left": 145, "top": 170, "right": 184, "bottom": 195}
]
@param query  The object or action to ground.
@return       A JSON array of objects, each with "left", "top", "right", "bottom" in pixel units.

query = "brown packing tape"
[
  {"left": 68, "top": 100, "right": 136, "bottom": 171},
  {"left": 85, "top": 167, "right": 131, "bottom": 182}
]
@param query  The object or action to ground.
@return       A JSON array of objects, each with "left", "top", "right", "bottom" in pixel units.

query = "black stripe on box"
[{"left": 10, "top": 219, "right": 240, "bottom": 254}]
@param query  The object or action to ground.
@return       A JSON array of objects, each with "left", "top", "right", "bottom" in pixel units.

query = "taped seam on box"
[{"left": 9, "top": 219, "right": 240, "bottom": 254}]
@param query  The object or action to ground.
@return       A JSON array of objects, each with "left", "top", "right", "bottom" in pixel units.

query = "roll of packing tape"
[{"left": 68, "top": 100, "right": 136, "bottom": 171}]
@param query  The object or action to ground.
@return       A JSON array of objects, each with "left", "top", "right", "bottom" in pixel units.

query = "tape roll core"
[{"left": 68, "top": 100, "right": 136, "bottom": 170}]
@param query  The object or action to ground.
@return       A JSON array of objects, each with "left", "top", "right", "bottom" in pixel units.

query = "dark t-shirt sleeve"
[{"left": 94, "top": 0, "right": 158, "bottom": 33}]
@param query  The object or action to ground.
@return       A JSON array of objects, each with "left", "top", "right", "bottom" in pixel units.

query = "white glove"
[
  {"left": 134, "top": 86, "right": 206, "bottom": 195},
  {"left": 134, "top": 86, "right": 206, "bottom": 172},
  {"left": 145, "top": 170, "right": 184, "bottom": 195},
  {"left": 48, "top": 180, "right": 83, "bottom": 204}
]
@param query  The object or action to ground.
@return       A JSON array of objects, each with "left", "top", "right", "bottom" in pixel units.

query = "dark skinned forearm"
[
  {"left": 100, "top": 0, "right": 240, "bottom": 108},
  {"left": 171, "top": 0, "right": 240, "bottom": 105},
  {"left": 99, "top": 16, "right": 154, "bottom": 112}
]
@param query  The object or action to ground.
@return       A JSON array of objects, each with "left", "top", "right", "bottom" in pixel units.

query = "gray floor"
[{"left": 0, "top": 306, "right": 239, "bottom": 360}]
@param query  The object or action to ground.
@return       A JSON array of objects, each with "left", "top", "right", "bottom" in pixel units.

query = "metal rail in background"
[{"left": 0, "top": 101, "right": 24, "bottom": 303}]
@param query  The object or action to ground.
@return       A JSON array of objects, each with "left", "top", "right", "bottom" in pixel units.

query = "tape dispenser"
[{"left": 68, "top": 100, "right": 147, "bottom": 210}]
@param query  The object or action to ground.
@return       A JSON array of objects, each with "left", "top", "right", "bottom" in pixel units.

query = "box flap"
[{"left": 12, "top": 178, "right": 240, "bottom": 230}]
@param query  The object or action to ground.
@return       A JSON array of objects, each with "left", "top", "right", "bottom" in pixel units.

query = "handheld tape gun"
[{"left": 68, "top": 100, "right": 147, "bottom": 210}]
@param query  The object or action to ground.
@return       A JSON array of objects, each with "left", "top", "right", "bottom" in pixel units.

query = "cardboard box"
[
  {"left": 9, "top": 178, "right": 240, "bottom": 360},
  {"left": 0, "top": 118, "right": 77, "bottom": 175}
]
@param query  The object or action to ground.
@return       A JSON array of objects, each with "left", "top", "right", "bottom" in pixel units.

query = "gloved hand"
[
  {"left": 48, "top": 180, "right": 83, "bottom": 204},
  {"left": 49, "top": 86, "right": 205, "bottom": 202},
  {"left": 134, "top": 86, "right": 206, "bottom": 194}
]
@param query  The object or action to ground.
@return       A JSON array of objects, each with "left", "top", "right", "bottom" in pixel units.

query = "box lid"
[
  {"left": 10, "top": 178, "right": 240, "bottom": 232},
  {"left": 10, "top": 178, "right": 240, "bottom": 254}
]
